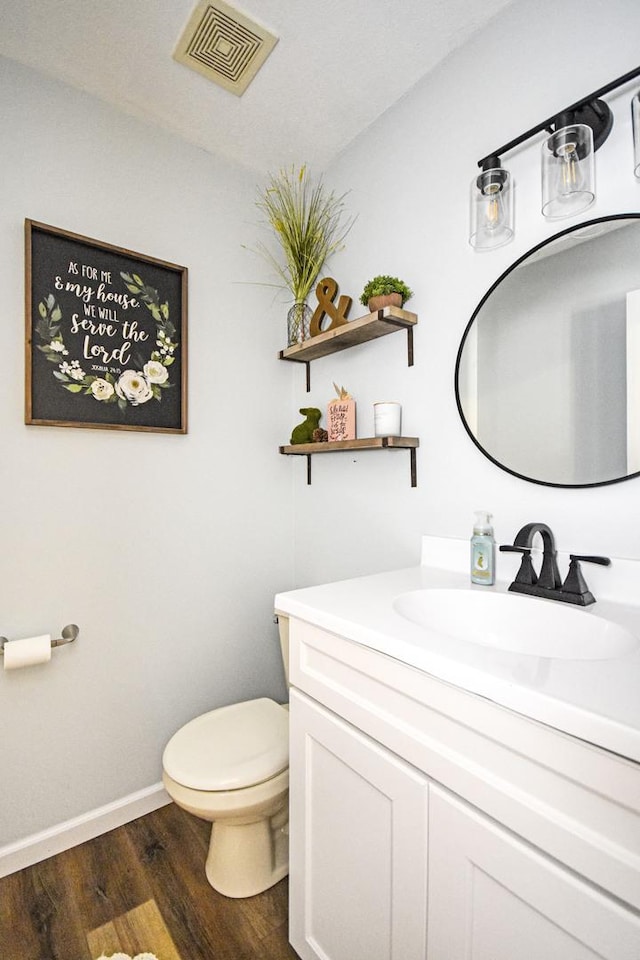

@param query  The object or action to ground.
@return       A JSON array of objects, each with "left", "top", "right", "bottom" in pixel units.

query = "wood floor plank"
[
  {"left": 0, "top": 803, "right": 300, "bottom": 960},
  {"left": 258, "top": 920, "right": 301, "bottom": 960},
  {"left": 86, "top": 899, "right": 182, "bottom": 960},
  {"left": 0, "top": 869, "right": 48, "bottom": 960},
  {"left": 60, "top": 820, "right": 153, "bottom": 932},
  {"left": 235, "top": 873, "right": 291, "bottom": 942},
  {"left": 0, "top": 849, "right": 92, "bottom": 960},
  {"left": 33, "top": 852, "right": 92, "bottom": 960},
  {"left": 85, "top": 918, "right": 124, "bottom": 958}
]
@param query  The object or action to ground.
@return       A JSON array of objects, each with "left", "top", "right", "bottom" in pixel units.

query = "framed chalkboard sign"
[{"left": 25, "top": 220, "right": 188, "bottom": 433}]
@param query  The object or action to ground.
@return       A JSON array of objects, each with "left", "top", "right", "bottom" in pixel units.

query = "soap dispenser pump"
[{"left": 471, "top": 511, "right": 495, "bottom": 585}]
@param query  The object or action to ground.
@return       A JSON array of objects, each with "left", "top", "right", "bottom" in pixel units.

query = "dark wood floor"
[{"left": 0, "top": 802, "right": 300, "bottom": 960}]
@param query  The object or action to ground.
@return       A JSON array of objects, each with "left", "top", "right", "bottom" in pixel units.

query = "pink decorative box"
[{"left": 327, "top": 398, "right": 356, "bottom": 442}]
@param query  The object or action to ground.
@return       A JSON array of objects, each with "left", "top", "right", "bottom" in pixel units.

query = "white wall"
[
  {"left": 0, "top": 57, "right": 293, "bottom": 847},
  {"left": 4, "top": 0, "right": 640, "bottom": 860},
  {"left": 292, "top": 0, "right": 640, "bottom": 587}
]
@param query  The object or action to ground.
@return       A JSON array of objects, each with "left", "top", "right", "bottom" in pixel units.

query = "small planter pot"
[{"left": 367, "top": 292, "right": 403, "bottom": 312}]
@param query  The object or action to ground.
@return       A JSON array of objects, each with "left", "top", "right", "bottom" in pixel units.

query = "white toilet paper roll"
[{"left": 3, "top": 634, "right": 52, "bottom": 670}]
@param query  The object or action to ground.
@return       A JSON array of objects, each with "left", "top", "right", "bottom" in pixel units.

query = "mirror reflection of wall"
[
  {"left": 627, "top": 288, "right": 640, "bottom": 475},
  {"left": 457, "top": 217, "right": 640, "bottom": 487}
]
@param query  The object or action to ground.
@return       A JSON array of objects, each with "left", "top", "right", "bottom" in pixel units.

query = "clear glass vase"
[{"left": 287, "top": 301, "right": 312, "bottom": 346}]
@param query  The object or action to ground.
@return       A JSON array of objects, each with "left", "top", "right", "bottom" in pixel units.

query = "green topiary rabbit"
[{"left": 291, "top": 407, "right": 322, "bottom": 444}]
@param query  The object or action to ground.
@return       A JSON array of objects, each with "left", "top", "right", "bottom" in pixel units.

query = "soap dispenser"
[{"left": 471, "top": 511, "right": 495, "bottom": 585}]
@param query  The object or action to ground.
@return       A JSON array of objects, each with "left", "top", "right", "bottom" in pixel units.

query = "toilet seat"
[{"left": 162, "top": 697, "right": 288, "bottom": 791}]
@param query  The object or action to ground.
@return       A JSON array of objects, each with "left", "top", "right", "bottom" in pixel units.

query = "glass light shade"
[
  {"left": 632, "top": 93, "right": 640, "bottom": 179},
  {"left": 541, "top": 123, "right": 595, "bottom": 219},
  {"left": 469, "top": 166, "right": 514, "bottom": 251}
]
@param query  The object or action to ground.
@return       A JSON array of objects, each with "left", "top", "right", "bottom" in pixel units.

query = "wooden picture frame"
[{"left": 25, "top": 220, "right": 188, "bottom": 433}]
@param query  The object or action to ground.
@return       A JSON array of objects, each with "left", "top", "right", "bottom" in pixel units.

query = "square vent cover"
[{"left": 173, "top": 0, "right": 278, "bottom": 96}]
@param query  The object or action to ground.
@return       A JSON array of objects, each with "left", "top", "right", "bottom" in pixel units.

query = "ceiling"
[{"left": 0, "top": 0, "right": 515, "bottom": 175}]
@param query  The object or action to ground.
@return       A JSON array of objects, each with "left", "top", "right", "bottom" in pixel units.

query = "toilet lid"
[{"left": 162, "top": 697, "right": 289, "bottom": 791}]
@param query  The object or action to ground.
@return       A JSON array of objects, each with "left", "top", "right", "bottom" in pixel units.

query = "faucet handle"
[
  {"left": 562, "top": 554, "right": 610, "bottom": 605},
  {"left": 499, "top": 545, "right": 537, "bottom": 585},
  {"left": 568, "top": 554, "right": 611, "bottom": 566}
]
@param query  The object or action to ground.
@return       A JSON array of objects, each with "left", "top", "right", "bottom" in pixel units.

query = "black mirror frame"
[{"left": 455, "top": 213, "right": 640, "bottom": 488}]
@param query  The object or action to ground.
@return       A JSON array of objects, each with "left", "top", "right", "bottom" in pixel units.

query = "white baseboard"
[{"left": 0, "top": 782, "right": 171, "bottom": 879}]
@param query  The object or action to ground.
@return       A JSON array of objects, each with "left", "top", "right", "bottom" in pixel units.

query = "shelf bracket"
[
  {"left": 278, "top": 352, "right": 312, "bottom": 391},
  {"left": 380, "top": 437, "right": 418, "bottom": 487},
  {"left": 380, "top": 315, "right": 414, "bottom": 366}
]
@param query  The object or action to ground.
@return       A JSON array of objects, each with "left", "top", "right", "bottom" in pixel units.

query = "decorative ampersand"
[{"left": 309, "top": 277, "right": 352, "bottom": 337}]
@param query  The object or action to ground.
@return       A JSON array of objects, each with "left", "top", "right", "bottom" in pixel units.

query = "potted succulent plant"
[
  {"left": 251, "top": 165, "right": 355, "bottom": 346},
  {"left": 359, "top": 275, "right": 413, "bottom": 313}
]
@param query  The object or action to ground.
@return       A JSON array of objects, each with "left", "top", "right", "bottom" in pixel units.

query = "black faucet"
[{"left": 500, "top": 522, "right": 610, "bottom": 606}]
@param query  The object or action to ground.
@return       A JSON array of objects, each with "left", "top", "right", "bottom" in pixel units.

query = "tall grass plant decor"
[{"left": 252, "top": 165, "right": 354, "bottom": 344}]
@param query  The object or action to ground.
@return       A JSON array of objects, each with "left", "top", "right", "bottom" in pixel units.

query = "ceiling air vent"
[{"left": 173, "top": 0, "right": 278, "bottom": 96}]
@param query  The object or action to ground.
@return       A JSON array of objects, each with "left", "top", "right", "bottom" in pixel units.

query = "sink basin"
[{"left": 393, "top": 588, "right": 639, "bottom": 660}]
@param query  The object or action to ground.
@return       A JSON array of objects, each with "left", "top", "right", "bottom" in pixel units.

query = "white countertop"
[{"left": 275, "top": 537, "right": 640, "bottom": 764}]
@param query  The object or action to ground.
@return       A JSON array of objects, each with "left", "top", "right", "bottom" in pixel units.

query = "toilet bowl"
[{"left": 162, "top": 615, "right": 291, "bottom": 899}]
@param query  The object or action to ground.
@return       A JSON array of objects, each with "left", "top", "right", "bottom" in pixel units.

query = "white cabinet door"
[
  {"left": 427, "top": 784, "right": 640, "bottom": 960},
  {"left": 289, "top": 689, "right": 429, "bottom": 960}
]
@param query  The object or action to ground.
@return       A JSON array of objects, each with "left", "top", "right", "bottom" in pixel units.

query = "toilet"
[{"left": 162, "top": 614, "right": 290, "bottom": 899}]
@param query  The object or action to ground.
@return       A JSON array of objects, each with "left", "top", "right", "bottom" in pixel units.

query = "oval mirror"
[{"left": 455, "top": 214, "right": 640, "bottom": 487}]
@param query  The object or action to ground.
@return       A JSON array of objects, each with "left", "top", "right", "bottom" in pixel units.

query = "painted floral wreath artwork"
[{"left": 35, "top": 272, "right": 177, "bottom": 411}]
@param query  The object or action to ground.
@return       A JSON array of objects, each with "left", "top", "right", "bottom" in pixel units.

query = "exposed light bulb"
[
  {"left": 482, "top": 183, "right": 505, "bottom": 230},
  {"left": 555, "top": 139, "right": 584, "bottom": 196}
]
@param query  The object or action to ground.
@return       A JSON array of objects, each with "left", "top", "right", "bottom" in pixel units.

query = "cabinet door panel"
[
  {"left": 289, "top": 690, "right": 429, "bottom": 960},
  {"left": 428, "top": 785, "right": 640, "bottom": 960}
]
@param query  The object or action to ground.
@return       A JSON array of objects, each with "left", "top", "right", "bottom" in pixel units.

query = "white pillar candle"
[{"left": 373, "top": 401, "right": 402, "bottom": 437}]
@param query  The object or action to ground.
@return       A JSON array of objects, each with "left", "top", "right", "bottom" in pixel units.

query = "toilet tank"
[{"left": 274, "top": 611, "right": 290, "bottom": 686}]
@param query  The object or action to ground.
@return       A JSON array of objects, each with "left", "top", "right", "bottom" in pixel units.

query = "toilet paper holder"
[{"left": 0, "top": 623, "right": 79, "bottom": 656}]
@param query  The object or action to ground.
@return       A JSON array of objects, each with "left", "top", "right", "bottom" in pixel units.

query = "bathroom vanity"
[{"left": 275, "top": 537, "right": 640, "bottom": 960}]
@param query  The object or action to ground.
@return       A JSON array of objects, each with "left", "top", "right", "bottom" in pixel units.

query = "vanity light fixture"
[{"left": 469, "top": 64, "right": 640, "bottom": 248}]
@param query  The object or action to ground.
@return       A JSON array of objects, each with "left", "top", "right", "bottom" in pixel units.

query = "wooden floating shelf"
[
  {"left": 279, "top": 305, "right": 417, "bottom": 362},
  {"left": 279, "top": 437, "right": 419, "bottom": 455},
  {"left": 279, "top": 436, "right": 419, "bottom": 486},
  {"left": 278, "top": 305, "right": 417, "bottom": 390}
]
